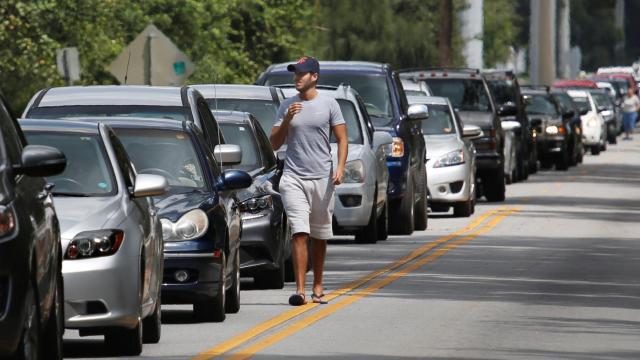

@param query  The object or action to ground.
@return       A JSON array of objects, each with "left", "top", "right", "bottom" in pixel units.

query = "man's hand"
[
  {"left": 284, "top": 102, "right": 303, "bottom": 123},
  {"left": 332, "top": 167, "right": 344, "bottom": 185}
]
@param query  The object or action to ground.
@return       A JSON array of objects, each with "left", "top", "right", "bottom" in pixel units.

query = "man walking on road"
[{"left": 270, "top": 56, "right": 348, "bottom": 306}]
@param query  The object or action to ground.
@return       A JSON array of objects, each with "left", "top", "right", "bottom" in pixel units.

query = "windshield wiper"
[{"left": 52, "top": 192, "right": 91, "bottom": 197}]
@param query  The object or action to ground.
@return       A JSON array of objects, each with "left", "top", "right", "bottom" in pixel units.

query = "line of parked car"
[{"left": 1, "top": 60, "right": 633, "bottom": 358}]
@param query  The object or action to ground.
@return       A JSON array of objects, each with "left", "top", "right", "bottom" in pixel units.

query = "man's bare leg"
[
  {"left": 311, "top": 237, "right": 327, "bottom": 296},
  {"left": 292, "top": 233, "right": 309, "bottom": 297}
]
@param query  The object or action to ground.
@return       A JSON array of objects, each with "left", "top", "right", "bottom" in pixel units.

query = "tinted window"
[
  {"left": 208, "top": 99, "right": 278, "bottom": 133},
  {"left": 0, "top": 102, "right": 22, "bottom": 163},
  {"left": 25, "top": 132, "right": 116, "bottom": 196},
  {"left": 551, "top": 93, "right": 576, "bottom": 113},
  {"left": 109, "top": 132, "right": 136, "bottom": 190},
  {"left": 568, "top": 96, "right": 592, "bottom": 113},
  {"left": 197, "top": 101, "right": 225, "bottom": 149},
  {"left": 264, "top": 73, "right": 393, "bottom": 123},
  {"left": 525, "top": 95, "right": 559, "bottom": 116},
  {"left": 218, "top": 123, "right": 261, "bottom": 171},
  {"left": 487, "top": 79, "right": 518, "bottom": 106},
  {"left": 425, "top": 79, "right": 492, "bottom": 112},
  {"left": 331, "top": 100, "right": 363, "bottom": 144},
  {"left": 592, "top": 93, "right": 613, "bottom": 109},
  {"left": 29, "top": 105, "right": 189, "bottom": 121},
  {"left": 253, "top": 121, "right": 276, "bottom": 169},
  {"left": 115, "top": 129, "right": 206, "bottom": 192},
  {"left": 422, "top": 104, "right": 456, "bottom": 135}
]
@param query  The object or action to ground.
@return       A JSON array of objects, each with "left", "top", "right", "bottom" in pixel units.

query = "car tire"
[
  {"left": 142, "top": 294, "right": 161, "bottom": 344},
  {"left": 608, "top": 124, "right": 617, "bottom": 144},
  {"left": 539, "top": 159, "right": 552, "bottom": 169},
  {"left": 254, "top": 250, "right": 285, "bottom": 290},
  {"left": 17, "top": 276, "right": 40, "bottom": 360},
  {"left": 483, "top": 169, "right": 506, "bottom": 202},
  {"left": 601, "top": 140, "right": 607, "bottom": 151},
  {"left": 225, "top": 249, "right": 241, "bottom": 313},
  {"left": 105, "top": 322, "right": 143, "bottom": 356},
  {"left": 505, "top": 173, "right": 512, "bottom": 185},
  {"left": 521, "top": 158, "right": 529, "bottom": 180},
  {"left": 41, "top": 270, "right": 63, "bottom": 359},
  {"left": 413, "top": 167, "right": 428, "bottom": 231},
  {"left": 389, "top": 175, "right": 415, "bottom": 235},
  {"left": 556, "top": 148, "right": 570, "bottom": 171},
  {"left": 453, "top": 199, "right": 473, "bottom": 217},
  {"left": 355, "top": 197, "right": 378, "bottom": 244},
  {"left": 376, "top": 199, "right": 389, "bottom": 241},
  {"left": 591, "top": 145, "right": 600, "bottom": 155},
  {"left": 193, "top": 252, "right": 226, "bottom": 322}
]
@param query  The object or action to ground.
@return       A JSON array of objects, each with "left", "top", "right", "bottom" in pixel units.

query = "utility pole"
[
  {"left": 614, "top": 0, "right": 625, "bottom": 63},
  {"left": 459, "top": 0, "right": 484, "bottom": 69},
  {"left": 557, "top": 0, "right": 571, "bottom": 79},
  {"left": 529, "top": 0, "right": 557, "bottom": 85},
  {"left": 438, "top": 0, "right": 453, "bottom": 67}
]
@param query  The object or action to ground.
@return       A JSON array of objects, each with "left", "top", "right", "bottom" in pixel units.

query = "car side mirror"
[
  {"left": 502, "top": 120, "right": 521, "bottom": 131},
  {"left": 219, "top": 169, "right": 252, "bottom": 190},
  {"left": 498, "top": 103, "right": 518, "bottom": 117},
  {"left": 133, "top": 174, "right": 168, "bottom": 198},
  {"left": 213, "top": 144, "right": 242, "bottom": 166},
  {"left": 562, "top": 110, "right": 575, "bottom": 119},
  {"left": 462, "top": 125, "right": 483, "bottom": 139},
  {"left": 407, "top": 104, "right": 429, "bottom": 120},
  {"left": 15, "top": 145, "right": 66, "bottom": 177}
]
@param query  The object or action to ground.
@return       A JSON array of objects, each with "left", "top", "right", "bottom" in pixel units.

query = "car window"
[
  {"left": 330, "top": 99, "right": 363, "bottom": 145},
  {"left": 592, "top": 93, "right": 613, "bottom": 109},
  {"left": 108, "top": 131, "right": 136, "bottom": 191},
  {"left": 207, "top": 98, "right": 278, "bottom": 133},
  {"left": 218, "top": 123, "right": 261, "bottom": 171},
  {"left": 28, "top": 105, "right": 189, "bottom": 121},
  {"left": 568, "top": 95, "right": 592, "bottom": 113},
  {"left": 552, "top": 93, "right": 576, "bottom": 113},
  {"left": 0, "top": 101, "right": 23, "bottom": 164},
  {"left": 405, "top": 89, "right": 428, "bottom": 97},
  {"left": 422, "top": 104, "right": 456, "bottom": 135},
  {"left": 115, "top": 129, "right": 206, "bottom": 193},
  {"left": 487, "top": 79, "right": 518, "bottom": 106},
  {"left": 253, "top": 120, "right": 276, "bottom": 169},
  {"left": 24, "top": 132, "right": 117, "bottom": 196},
  {"left": 425, "top": 79, "right": 492, "bottom": 112},
  {"left": 525, "top": 95, "right": 559, "bottom": 116},
  {"left": 197, "top": 100, "right": 225, "bottom": 150}
]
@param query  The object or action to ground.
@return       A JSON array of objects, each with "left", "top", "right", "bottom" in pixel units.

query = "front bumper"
[
  {"left": 582, "top": 125, "right": 603, "bottom": 146},
  {"left": 63, "top": 254, "right": 140, "bottom": 330},
  {"left": 427, "top": 162, "right": 472, "bottom": 204},
  {"left": 332, "top": 182, "right": 376, "bottom": 234},
  {"left": 537, "top": 135, "right": 567, "bottom": 157},
  {"left": 161, "top": 252, "right": 223, "bottom": 304},
  {"left": 239, "top": 209, "right": 283, "bottom": 275}
]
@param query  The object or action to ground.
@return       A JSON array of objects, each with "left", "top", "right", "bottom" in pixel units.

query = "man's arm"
[
  {"left": 270, "top": 102, "right": 302, "bottom": 150},
  {"left": 332, "top": 124, "right": 348, "bottom": 185}
]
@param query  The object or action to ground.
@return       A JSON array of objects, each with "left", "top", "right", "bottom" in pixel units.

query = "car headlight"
[
  {"left": 161, "top": 209, "right": 209, "bottom": 242},
  {"left": 433, "top": 149, "right": 464, "bottom": 168},
  {"left": 239, "top": 195, "right": 273, "bottom": 213},
  {"left": 545, "top": 125, "right": 559, "bottom": 135},
  {"left": 65, "top": 229, "right": 124, "bottom": 259},
  {"left": 391, "top": 137, "right": 404, "bottom": 157},
  {"left": 343, "top": 160, "right": 365, "bottom": 183},
  {"left": 0, "top": 205, "right": 16, "bottom": 238}
]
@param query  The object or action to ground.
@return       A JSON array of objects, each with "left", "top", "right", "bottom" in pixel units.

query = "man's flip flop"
[
  {"left": 288, "top": 293, "right": 306, "bottom": 306},
  {"left": 311, "top": 293, "right": 328, "bottom": 304}
]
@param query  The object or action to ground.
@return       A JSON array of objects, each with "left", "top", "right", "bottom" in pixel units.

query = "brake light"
[{"left": 0, "top": 206, "right": 16, "bottom": 238}]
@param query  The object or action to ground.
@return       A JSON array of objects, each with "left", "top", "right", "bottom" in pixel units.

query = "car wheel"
[
  {"left": 556, "top": 148, "right": 569, "bottom": 171},
  {"left": 376, "top": 199, "right": 388, "bottom": 241},
  {"left": 254, "top": 249, "right": 285, "bottom": 290},
  {"left": 225, "top": 249, "right": 241, "bottom": 313},
  {"left": 591, "top": 145, "right": 600, "bottom": 155},
  {"left": 505, "top": 173, "right": 512, "bottom": 185},
  {"left": 355, "top": 195, "right": 378, "bottom": 244},
  {"left": 18, "top": 277, "right": 40, "bottom": 360},
  {"left": 389, "top": 175, "right": 415, "bottom": 235},
  {"left": 142, "top": 294, "right": 161, "bottom": 344},
  {"left": 601, "top": 140, "right": 607, "bottom": 151},
  {"left": 453, "top": 199, "right": 473, "bottom": 217},
  {"left": 483, "top": 169, "right": 506, "bottom": 202},
  {"left": 413, "top": 167, "right": 428, "bottom": 231},
  {"left": 540, "top": 159, "right": 553, "bottom": 169},
  {"left": 41, "top": 270, "right": 63, "bottom": 359},
  {"left": 193, "top": 252, "right": 226, "bottom": 322},
  {"left": 105, "top": 322, "right": 143, "bottom": 356}
]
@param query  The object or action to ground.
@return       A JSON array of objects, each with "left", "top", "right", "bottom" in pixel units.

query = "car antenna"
[{"left": 124, "top": 51, "right": 131, "bottom": 85}]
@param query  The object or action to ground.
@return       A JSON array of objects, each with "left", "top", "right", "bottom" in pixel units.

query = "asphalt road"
[{"left": 64, "top": 132, "right": 640, "bottom": 360}]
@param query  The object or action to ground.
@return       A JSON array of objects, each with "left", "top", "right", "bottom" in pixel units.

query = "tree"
[{"left": 483, "top": 0, "right": 521, "bottom": 68}]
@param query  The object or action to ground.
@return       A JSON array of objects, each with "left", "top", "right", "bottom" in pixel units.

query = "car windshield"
[
  {"left": 552, "top": 94, "right": 576, "bottom": 113},
  {"left": 264, "top": 72, "right": 393, "bottom": 124},
  {"left": 218, "top": 123, "right": 261, "bottom": 171},
  {"left": 24, "top": 132, "right": 116, "bottom": 196},
  {"left": 487, "top": 79, "right": 518, "bottom": 106},
  {"left": 421, "top": 104, "right": 456, "bottom": 135},
  {"left": 424, "top": 79, "right": 492, "bottom": 112},
  {"left": 208, "top": 99, "right": 278, "bottom": 133},
  {"left": 114, "top": 129, "right": 206, "bottom": 191},
  {"left": 28, "top": 105, "right": 189, "bottom": 121},
  {"left": 330, "top": 99, "right": 363, "bottom": 144},
  {"left": 592, "top": 93, "right": 613, "bottom": 109},
  {"left": 568, "top": 96, "right": 592, "bottom": 113},
  {"left": 525, "top": 94, "right": 559, "bottom": 116}
]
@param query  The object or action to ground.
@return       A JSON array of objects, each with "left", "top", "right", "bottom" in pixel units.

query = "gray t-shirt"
[{"left": 274, "top": 93, "right": 345, "bottom": 179}]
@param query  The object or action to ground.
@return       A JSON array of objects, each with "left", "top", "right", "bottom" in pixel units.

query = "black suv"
[
  {"left": 0, "top": 93, "right": 67, "bottom": 358},
  {"left": 257, "top": 61, "right": 429, "bottom": 234},
  {"left": 407, "top": 68, "right": 506, "bottom": 202},
  {"left": 484, "top": 70, "right": 535, "bottom": 180}
]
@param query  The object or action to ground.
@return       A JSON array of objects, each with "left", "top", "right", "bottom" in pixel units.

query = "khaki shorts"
[{"left": 279, "top": 173, "right": 335, "bottom": 240}]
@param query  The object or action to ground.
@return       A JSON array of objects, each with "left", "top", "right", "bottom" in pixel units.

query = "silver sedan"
[
  {"left": 407, "top": 96, "right": 481, "bottom": 217},
  {"left": 20, "top": 119, "right": 167, "bottom": 356}
]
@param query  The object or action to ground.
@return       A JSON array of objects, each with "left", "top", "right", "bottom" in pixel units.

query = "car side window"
[
  {"left": 254, "top": 120, "right": 276, "bottom": 169},
  {"left": 356, "top": 95, "right": 374, "bottom": 143},
  {"left": 196, "top": 100, "right": 224, "bottom": 150},
  {"left": 393, "top": 73, "right": 409, "bottom": 113},
  {"left": 0, "top": 100, "right": 23, "bottom": 164},
  {"left": 192, "top": 125, "right": 221, "bottom": 180},
  {"left": 108, "top": 131, "right": 136, "bottom": 191}
]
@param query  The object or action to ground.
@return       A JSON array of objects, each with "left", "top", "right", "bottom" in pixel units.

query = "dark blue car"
[{"left": 256, "top": 61, "right": 429, "bottom": 235}]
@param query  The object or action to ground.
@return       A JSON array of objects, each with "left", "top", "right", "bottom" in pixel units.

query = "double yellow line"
[{"left": 193, "top": 207, "right": 518, "bottom": 360}]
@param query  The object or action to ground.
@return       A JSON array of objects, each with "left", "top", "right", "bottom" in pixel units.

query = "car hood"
[
  {"left": 458, "top": 111, "right": 495, "bottom": 130},
  {"left": 153, "top": 190, "right": 211, "bottom": 222},
  {"left": 425, "top": 134, "right": 463, "bottom": 159},
  {"left": 330, "top": 143, "right": 365, "bottom": 166},
  {"left": 53, "top": 196, "right": 122, "bottom": 246}
]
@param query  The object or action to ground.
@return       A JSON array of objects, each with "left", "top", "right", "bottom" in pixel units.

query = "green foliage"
[
  {"left": 483, "top": 0, "right": 520, "bottom": 68},
  {"left": 570, "top": 0, "right": 621, "bottom": 71}
]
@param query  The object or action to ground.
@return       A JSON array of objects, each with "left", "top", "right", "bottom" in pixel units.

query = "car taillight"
[
  {"left": 66, "top": 230, "right": 124, "bottom": 260},
  {"left": 0, "top": 206, "right": 16, "bottom": 238}
]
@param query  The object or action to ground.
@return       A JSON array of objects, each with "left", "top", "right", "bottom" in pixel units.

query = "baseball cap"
[{"left": 287, "top": 56, "right": 320, "bottom": 74}]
